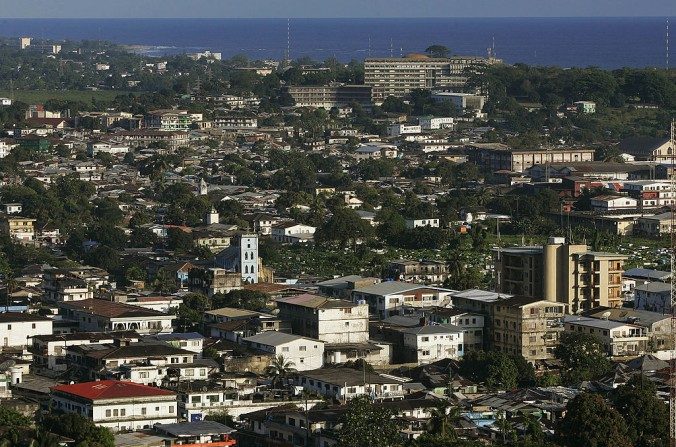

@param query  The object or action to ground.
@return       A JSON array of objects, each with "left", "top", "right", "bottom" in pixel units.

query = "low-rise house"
[
  {"left": 31, "top": 331, "right": 140, "bottom": 372},
  {"left": 585, "top": 307, "right": 673, "bottom": 352},
  {"left": 590, "top": 195, "right": 638, "bottom": 212},
  {"left": 153, "top": 421, "right": 236, "bottom": 447},
  {"left": 294, "top": 368, "right": 405, "bottom": 401},
  {"left": 271, "top": 223, "right": 316, "bottom": 244},
  {"left": 243, "top": 331, "right": 324, "bottom": 371},
  {"left": 352, "top": 282, "right": 454, "bottom": 319},
  {"left": 3, "top": 217, "right": 37, "bottom": 242},
  {"left": 188, "top": 266, "right": 242, "bottom": 297},
  {"left": 400, "top": 324, "right": 464, "bottom": 364},
  {"left": 636, "top": 212, "right": 675, "bottom": 237},
  {"left": 0, "top": 312, "right": 53, "bottom": 350},
  {"left": 563, "top": 316, "right": 648, "bottom": 357},
  {"left": 50, "top": 380, "right": 178, "bottom": 432},
  {"left": 387, "top": 260, "right": 449, "bottom": 284},
  {"left": 58, "top": 298, "right": 175, "bottom": 334},
  {"left": 634, "top": 282, "right": 671, "bottom": 313},
  {"left": 428, "top": 308, "right": 485, "bottom": 352},
  {"left": 404, "top": 218, "right": 440, "bottom": 229}
]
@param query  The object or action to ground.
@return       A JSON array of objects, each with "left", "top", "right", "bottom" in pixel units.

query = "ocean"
[{"left": 0, "top": 17, "right": 672, "bottom": 69}]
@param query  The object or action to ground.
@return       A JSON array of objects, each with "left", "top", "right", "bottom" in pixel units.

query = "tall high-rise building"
[
  {"left": 493, "top": 237, "right": 626, "bottom": 313},
  {"left": 364, "top": 54, "right": 501, "bottom": 104}
]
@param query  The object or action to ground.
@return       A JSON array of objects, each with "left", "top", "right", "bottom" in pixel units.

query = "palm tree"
[
  {"left": 265, "top": 355, "right": 296, "bottom": 388},
  {"left": 427, "top": 401, "right": 460, "bottom": 439}
]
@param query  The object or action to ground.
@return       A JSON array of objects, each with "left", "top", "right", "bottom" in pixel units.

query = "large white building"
[
  {"left": 242, "top": 331, "right": 324, "bottom": 371},
  {"left": 0, "top": 313, "right": 53, "bottom": 349},
  {"left": 50, "top": 380, "right": 178, "bottom": 432}
]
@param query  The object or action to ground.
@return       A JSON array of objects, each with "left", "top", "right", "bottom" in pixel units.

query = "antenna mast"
[
  {"left": 670, "top": 117, "right": 676, "bottom": 447},
  {"left": 285, "top": 18, "right": 291, "bottom": 62},
  {"left": 667, "top": 19, "right": 670, "bottom": 70}
]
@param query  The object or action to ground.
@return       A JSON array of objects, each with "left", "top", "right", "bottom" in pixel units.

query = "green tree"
[
  {"left": 555, "top": 332, "right": 612, "bottom": 385},
  {"left": 425, "top": 45, "right": 451, "bottom": 58},
  {"left": 92, "top": 198, "right": 124, "bottom": 225},
  {"left": 315, "top": 207, "right": 374, "bottom": 248},
  {"left": 611, "top": 374, "right": 669, "bottom": 447},
  {"left": 337, "top": 396, "right": 402, "bottom": 447},
  {"left": 459, "top": 350, "right": 518, "bottom": 390},
  {"left": 265, "top": 355, "right": 297, "bottom": 388},
  {"left": 204, "top": 409, "right": 235, "bottom": 428},
  {"left": 558, "top": 393, "right": 631, "bottom": 447},
  {"left": 153, "top": 268, "right": 179, "bottom": 295},
  {"left": 40, "top": 413, "right": 114, "bottom": 447},
  {"left": 212, "top": 289, "right": 268, "bottom": 311},
  {"left": 166, "top": 227, "right": 194, "bottom": 253}
]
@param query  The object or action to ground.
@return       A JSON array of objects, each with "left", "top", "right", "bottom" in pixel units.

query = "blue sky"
[{"left": 0, "top": 0, "right": 674, "bottom": 18}]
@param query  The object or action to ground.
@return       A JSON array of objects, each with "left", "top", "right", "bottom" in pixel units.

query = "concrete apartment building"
[
  {"left": 491, "top": 296, "right": 566, "bottom": 361},
  {"left": 364, "top": 54, "right": 500, "bottom": 104},
  {"left": 276, "top": 294, "right": 369, "bottom": 344},
  {"left": 621, "top": 181, "right": 676, "bottom": 210},
  {"left": 493, "top": 237, "right": 626, "bottom": 313},
  {"left": 145, "top": 110, "right": 203, "bottom": 131},
  {"left": 450, "top": 290, "right": 565, "bottom": 362},
  {"left": 50, "top": 380, "right": 178, "bottom": 432},
  {"left": 285, "top": 85, "right": 372, "bottom": 109},
  {"left": 467, "top": 143, "right": 595, "bottom": 173},
  {"left": 3, "top": 217, "right": 37, "bottom": 243}
]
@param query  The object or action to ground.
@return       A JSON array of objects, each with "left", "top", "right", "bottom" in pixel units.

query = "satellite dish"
[
  {"left": 601, "top": 311, "right": 611, "bottom": 320},
  {"left": 0, "top": 360, "right": 16, "bottom": 372}
]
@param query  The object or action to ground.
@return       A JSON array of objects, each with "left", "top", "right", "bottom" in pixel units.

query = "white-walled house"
[
  {"left": 352, "top": 282, "right": 455, "bottom": 319},
  {"left": 405, "top": 218, "right": 440, "bottom": 229},
  {"left": 563, "top": 316, "right": 648, "bottom": 358},
  {"left": 401, "top": 324, "right": 464, "bottom": 364},
  {"left": 59, "top": 299, "right": 175, "bottom": 334},
  {"left": 295, "top": 368, "right": 404, "bottom": 401},
  {"left": 634, "top": 282, "right": 671, "bottom": 313},
  {"left": 271, "top": 223, "right": 316, "bottom": 244},
  {"left": 590, "top": 195, "right": 638, "bottom": 212},
  {"left": 242, "top": 331, "right": 324, "bottom": 371},
  {"left": 50, "top": 380, "right": 178, "bottom": 432},
  {"left": 0, "top": 313, "right": 53, "bottom": 349}
]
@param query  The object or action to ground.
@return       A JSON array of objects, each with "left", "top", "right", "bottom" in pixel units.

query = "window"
[
  {"left": 282, "top": 347, "right": 289, "bottom": 352},
  {"left": 139, "top": 372, "right": 149, "bottom": 379},
  {"left": 120, "top": 409, "right": 126, "bottom": 416},
  {"left": 106, "top": 409, "right": 111, "bottom": 417},
  {"left": 421, "top": 337, "right": 429, "bottom": 342},
  {"left": 299, "top": 346, "right": 306, "bottom": 351},
  {"left": 141, "top": 407, "right": 147, "bottom": 415},
  {"left": 169, "top": 406, "right": 174, "bottom": 413},
  {"left": 7, "top": 325, "right": 10, "bottom": 330},
  {"left": 113, "top": 409, "right": 119, "bottom": 417},
  {"left": 32, "top": 323, "right": 36, "bottom": 329}
]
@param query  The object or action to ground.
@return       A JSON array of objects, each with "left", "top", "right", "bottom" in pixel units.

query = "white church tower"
[
  {"left": 239, "top": 234, "right": 259, "bottom": 284},
  {"left": 206, "top": 207, "right": 219, "bottom": 225}
]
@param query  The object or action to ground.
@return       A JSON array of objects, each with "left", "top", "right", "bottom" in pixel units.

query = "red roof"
[{"left": 52, "top": 380, "right": 175, "bottom": 400}]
